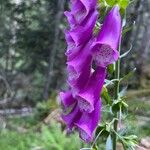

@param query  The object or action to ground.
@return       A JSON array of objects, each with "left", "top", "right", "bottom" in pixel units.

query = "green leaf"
[
  {"left": 122, "top": 101, "right": 128, "bottom": 108},
  {"left": 105, "top": 0, "right": 129, "bottom": 9},
  {"left": 112, "top": 100, "right": 121, "bottom": 113},
  {"left": 101, "top": 86, "right": 112, "bottom": 105},
  {"left": 106, "top": 135, "right": 113, "bottom": 150},
  {"left": 104, "top": 79, "right": 114, "bottom": 86},
  {"left": 112, "top": 99, "right": 128, "bottom": 113},
  {"left": 105, "top": 79, "right": 119, "bottom": 87},
  {"left": 122, "top": 26, "right": 133, "bottom": 36},
  {"left": 118, "top": 0, "right": 129, "bottom": 9},
  {"left": 80, "top": 148, "right": 92, "bottom": 150},
  {"left": 107, "top": 64, "right": 115, "bottom": 74},
  {"left": 120, "top": 68, "right": 136, "bottom": 82},
  {"left": 92, "top": 145, "right": 98, "bottom": 150},
  {"left": 96, "top": 124, "right": 109, "bottom": 138},
  {"left": 98, "top": 0, "right": 106, "bottom": 4},
  {"left": 119, "top": 134, "right": 138, "bottom": 150},
  {"left": 105, "top": 0, "right": 117, "bottom": 6},
  {"left": 120, "top": 44, "right": 132, "bottom": 58},
  {"left": 124, "top": 135, "right": 138, "bottom": 140}
]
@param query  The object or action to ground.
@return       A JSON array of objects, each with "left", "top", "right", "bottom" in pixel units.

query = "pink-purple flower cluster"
[{"left": 60, "top": 0, "right": 121, "bottom": 142}]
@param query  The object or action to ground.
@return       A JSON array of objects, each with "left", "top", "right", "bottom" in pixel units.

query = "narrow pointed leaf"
[
  {"left": 101, "top": 86, "right": 112, "bottom": 105},
  {"left": 107, "top": 64, "right": 115, "bottom": 74},
  {"left": 120, "top": 68, "right": 136, "bottom": 82},
  {"left": 120, "top": 44, "right": 132, "bottom": 58}
]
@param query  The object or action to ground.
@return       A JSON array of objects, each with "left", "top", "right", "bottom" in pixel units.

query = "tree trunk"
[{"left": 43, "top": 0, "right": 65, "bottom": 100}]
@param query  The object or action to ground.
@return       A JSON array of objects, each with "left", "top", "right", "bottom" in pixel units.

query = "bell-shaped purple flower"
[
  {"left": 92, "top": 6, "right": 121, "bottom": 67},
  {"left": 62, "top": 104, "right": 82, "bottom": 129},
  {"left": 67, "top": 39, "right": 94, "bottom": 96},
  {"left": 60, "top": 90, "right": 81, "bottom": 129},
  {"left": 60, "top": 0, "right": 110, "bottom": 143},
  {"left": 69, "top": 0, "right": 98, "bottom": 25},
  {"left": 59, "top": 91, "right": 76, "bottom": 110},
  {"left": 67, "top": 10, "right": 98, "bottom": 46},
  {"left": 64, "top": 30, "right": 82, "bottom": 61},
  {"left": 64, "top": 9, "right": 98, "bottom": 60},
  {"left": 76, "top": 67, "right": 106, "bottom": 113},
  {"left": 75, "top": 100, "right": 101, "bottom": 142},
  {"left": 64, "top": 11, "right": 76, "bottom": 29},
  {"left": 61, "top": 91, "right": 102, "bottom": 143}
]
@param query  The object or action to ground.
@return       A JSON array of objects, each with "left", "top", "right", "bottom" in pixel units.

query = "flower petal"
[
  {"left": 92, "top": 43, "right": 119, "bottom": 67},
  {"left": 77, "top": 67, "right": 106, "bottom": 113},
  {"left": 62, "top": 104, "right": 82, "bottom": 129},
  {"left": 59, "top": 91, "right": 76, "bottom": 109},
  {"left": 67, "top": 39, "right": 94, "bottom": 96},
  {"left": 75, "top": 100, "right": 101, "bottom": 142},
  {"left": 69, "top": 10, "right": 98, "bottom": 46},
  {"left": 70, "top": 0, "right": 98, "bottom": 24},
  {"left": 92, "top": 6, "right": 121, "bottom": 67},
  {"left": 64, "top": 30, "right": 83, "bottom": 61},
  {"left": 64, "top": 11, "right": 76, "bottom": 28}
]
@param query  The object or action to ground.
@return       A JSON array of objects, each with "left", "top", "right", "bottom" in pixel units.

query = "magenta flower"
[
  {"left": 75, "top": 100, "right": 101, "bottom": 142},
  {"left": 64, "top": 10, "right": 97, "bottom": 60},
  {"left": 64, "top": 0, "right": 98, "bottom": 60},
  {"left": 59, "top": 91, "right": 76, "bottom": 110},
  {"left": 59, "top": 0, "right": 122, "bottom": 144},
  {"left": 62, "top": 104, "right": 82, "bottom": 129},
  {"left": 92, "top": 6, "right": 121, "bottom": 67},
  {"left": 67, "top": 39, "right": 94, "bottom": 96},
  {"left": 64, "top": 30, "right": 82, "bottom": 61},
  {"left": 60, "top": 91, "right": 101, "bottom": 142},
  {"left": 64, "top": 11, "right": 76, "bottom": 29},
  {"left": 76, "top": 67, "right": 106, "bottom": 113},
  {"left": 60, "top": 90, "right": 80, "bottom": 129},
  {"left": 65, "top": 0, "right": 98, "bottom": 26},
  {"left": 68, "top": 10, "right": 98, "bottom": 46}
]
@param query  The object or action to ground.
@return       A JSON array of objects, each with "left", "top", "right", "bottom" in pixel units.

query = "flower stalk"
[{"left": 113, "top": 36, "right": 121, "bottom": 150}]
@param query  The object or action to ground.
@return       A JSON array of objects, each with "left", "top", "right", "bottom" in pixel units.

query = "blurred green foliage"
[
  {"left": 0, "top": 95, "right": 149, "bottom": 150},
  {"left": 0, "top": 124, "right": 85, "bottom": 150},
  {"left": 34, "top": 94, "right": 58, "bottom": 121},
  {"left": 99, "top": 0, "right": 129, "bottom": 9}
]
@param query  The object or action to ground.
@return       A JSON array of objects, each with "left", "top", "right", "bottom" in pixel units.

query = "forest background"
[{"left": 0, "top": 0, "right": 150, "bottom": 150}]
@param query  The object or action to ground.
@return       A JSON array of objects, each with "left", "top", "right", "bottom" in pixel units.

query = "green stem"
[{"left": 113, "top": 37, "right": 121, "bottom": 150}]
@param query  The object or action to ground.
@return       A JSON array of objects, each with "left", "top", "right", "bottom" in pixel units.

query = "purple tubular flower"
[
  {"left": 68, "top": 10, "right": 98, "bottom": 46},
  {"left": 77, "top": 67, "right": 106, "bottom": 113},
  {"left": 64, "top": 0, "right": 98, "bottom": 60},
  {"left": 64, "top": 30, "right": 83, "bottom": 61},
  {"left": 59, "top": 91, "right": 76, "bottom": 109},
  {"left": 62, "top": 103, "right": 82, "bottom": 129},
  {"left": 70, "top": 0, "right": 98, "bottom": 24},
  {"left": 92, "top": 6, "right": 121, "bottom": 67},
  {"left": 67, "top": 39, "right": 94, "bottom": 96},
  {"left": 64, "top": 11, "right": 76, "bottom": 29},
  {"left": 60, "top": 0, "right": 108, "bottom": 143},
  {"left": 64, "top": 30, "right": 75, "bottom": 53},
  {"left": 75, "top": 100, "right": 101, "bottom": 142},
  {"left": 64, "top": 10, "right": 98, "bottom": 59},
  {"left": 60, "top": 91, "right": 80, "bottom": 129}
]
